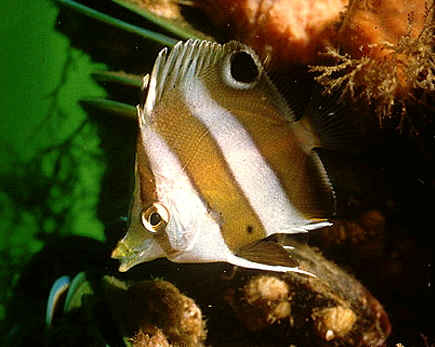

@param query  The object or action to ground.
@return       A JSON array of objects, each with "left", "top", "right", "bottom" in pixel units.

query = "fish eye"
[
  {"left": 141, "top": 203, "right": 169, "bottom": 233},
  {"left": 223, "top": 50, "right": 261, "bottom": 89}
]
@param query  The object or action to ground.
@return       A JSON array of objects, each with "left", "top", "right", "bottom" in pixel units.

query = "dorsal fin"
[
  {"left": 143, "top": 39, "right": 274, "bottom": 114},
  {"left": 144, "top": 39, "right": 221, "bottom": 115}
]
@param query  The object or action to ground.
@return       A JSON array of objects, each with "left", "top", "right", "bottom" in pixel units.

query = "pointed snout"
[
  {"left": 111, "top": 239, "right": 129, "bottom": 260},
  {"left": 111, "top": 240, "right": 136, "bottom": 272},
  {"left": 111, "top": 230, "right": 166, "bottom": 272}
]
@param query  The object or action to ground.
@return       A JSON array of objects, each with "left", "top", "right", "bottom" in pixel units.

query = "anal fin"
[{"left": 236, "top": 240, "right": 299, "bottom": 268}]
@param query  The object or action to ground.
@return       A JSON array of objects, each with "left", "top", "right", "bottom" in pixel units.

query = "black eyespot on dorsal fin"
[{"left": 230, "top": 51, "right": 260, "bottom": 84}]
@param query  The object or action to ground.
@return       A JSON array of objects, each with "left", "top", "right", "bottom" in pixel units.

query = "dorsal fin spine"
[
  {"left": 144, "top": 46, "right": 168, "bottom": 115},
  {"left": 144, "top": 39, "right": 260, "bottom": 116}
]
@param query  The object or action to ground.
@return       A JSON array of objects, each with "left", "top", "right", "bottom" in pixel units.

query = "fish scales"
[{"left": 150, "top": 89, "right": 267, "bottom": 251}]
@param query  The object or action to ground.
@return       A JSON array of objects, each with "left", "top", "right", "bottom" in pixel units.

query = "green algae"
[{"left": 0, "top": 0, "right": 106, "bottom": 322}]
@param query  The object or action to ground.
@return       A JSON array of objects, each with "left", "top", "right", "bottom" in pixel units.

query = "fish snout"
[
  {"left": 111, "top": 239, "right": 130, "bottom": 260},
  {"left": 111, "top": 231, "right": 166, "bottom": 272}
]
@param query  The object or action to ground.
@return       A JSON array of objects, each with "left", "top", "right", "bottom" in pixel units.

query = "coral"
[
  {"left": 131, "top": 327, "right": 170, "bottom": 347},
  {"left": 222, "top": 241, "right": 390, "bottom": 346},
  {"left": 128, "top": 0, "right": 181, "bottom": 20},
  {"left": 193, "top": 0, "right": 435, "bottom": 132},
  {"left": 312, "top": 305, "right": 357, "bottom": 341},
  {"left": 311, "top": 1, "right": 435, "bottom": 132},
  {"left": 38, "top": 245, "right": 391, "bottom": 346},
  {"left": 195, "top": 0, "right": 348, "bottom": 66},
  {"left": 226, "top": 275, "right": 292, "bottom": 330},
  {"left": 313, "top": 210, "right": 387, "bottom": 257},
  {"left": 103, "top": 277, "right": 207, "bottom": 346},
  {"left": 45, "top": 276, "right": 207, "bottom": 346}
]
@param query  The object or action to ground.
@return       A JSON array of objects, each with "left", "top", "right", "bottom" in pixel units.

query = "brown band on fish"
[
  {"left": 149, "top": 89, "right": 267, "bottom": 250},
  {"left": 200, "top": 56, "right": 336, "bottom": 219}
]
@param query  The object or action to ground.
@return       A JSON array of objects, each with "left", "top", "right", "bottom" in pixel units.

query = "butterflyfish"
[{"left": 112, "top": 39, "right": 342, "bottom": 275}]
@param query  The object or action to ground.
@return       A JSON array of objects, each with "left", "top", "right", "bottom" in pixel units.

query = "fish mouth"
[
  {"left": 111, "top": 238, "right": 165, "bottom": 272},
  {"left": 111, "top": 240, "right": 136, "bottom": 272}
]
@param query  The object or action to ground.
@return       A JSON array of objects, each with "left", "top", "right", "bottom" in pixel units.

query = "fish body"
[{"left": 112, "top": 39, "right": 337, "bottom": 274}]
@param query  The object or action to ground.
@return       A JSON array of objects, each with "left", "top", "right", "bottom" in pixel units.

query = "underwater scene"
[{"left": 1, "top": 0, "right": 434, "bottom": 346}]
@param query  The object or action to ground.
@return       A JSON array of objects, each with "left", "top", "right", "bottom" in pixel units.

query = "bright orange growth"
[
  {"left": 196, "top": 0, "right": 348, "bottom": 66},
  {"left": 312, "top": 0, "right": 435, "bottom": 131},
  {"left": 336, "top": 0, "right": 430, "bottom": 60},
  {"left": 196, "top": 0, "right": 435, "bottom": 131}
]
